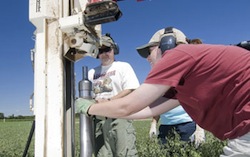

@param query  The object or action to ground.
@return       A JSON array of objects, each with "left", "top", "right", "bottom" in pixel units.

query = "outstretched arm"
[
  {"left": 88, "top": 83, "right": 179, "bottom": 119},
  {"left": 96, "top": 89, "right": 135, "bottom": 103},
  {"left": 121, "top": 98, "right": 180, "bottom": 119}
]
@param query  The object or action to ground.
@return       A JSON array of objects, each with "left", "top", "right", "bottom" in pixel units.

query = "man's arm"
[
  {"left": 87, "top": 83, "right": 179, "bottom": 119},
  {"left": 96, "top": 89, "right": 135, "bottom": 103},
  {"left": 121, "top": 97, "right": 180, "bottom": 119},
  {"left": 111, "top": 89, "right": 135, "bottom": 100}
]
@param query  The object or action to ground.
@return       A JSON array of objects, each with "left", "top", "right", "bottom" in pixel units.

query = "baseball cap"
[
  {"left": 97, "top": 33, "right": 119, "bottom": 58},
  {"left": 100, "top": 34, "right": 115, "bottom": 48},
  {"left": 136, "top": 27, "right": 188, "bottom": 58}
]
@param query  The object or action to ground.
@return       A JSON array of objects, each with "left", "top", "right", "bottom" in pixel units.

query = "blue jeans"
[{"left": 158, "top": 121, "right": 196, "bottom": 144}]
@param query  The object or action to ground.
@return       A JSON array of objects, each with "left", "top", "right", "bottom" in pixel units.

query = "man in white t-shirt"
[{"left": 88, "top": 33, "right": 139, "bottom": 157}]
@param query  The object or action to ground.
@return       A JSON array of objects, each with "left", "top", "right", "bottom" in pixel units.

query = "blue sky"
[{"left": 0, "top": 0, "right": 249, "bottom": 116}]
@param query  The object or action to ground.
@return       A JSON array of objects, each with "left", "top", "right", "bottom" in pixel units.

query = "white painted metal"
[
  {"left": 46, "top": 20, "right": 65, "bottom": 156},
  {"left": 33, "top": 20, "right": 47, "bottom": 157},
  {"left": 29, "top": 0, "right": 103, "bottom": 156},
  {"left": 30, "top": 0, "right": 65, "bottom": 156}
]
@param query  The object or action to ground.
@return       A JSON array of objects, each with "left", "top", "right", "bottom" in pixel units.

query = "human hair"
[{"left": 188, "top": 38, "right": 203, "bottom": 44}]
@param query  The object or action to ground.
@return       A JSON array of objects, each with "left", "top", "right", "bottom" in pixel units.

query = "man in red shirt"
[{"left": 76, "top": 27, "right": 250, "bottom": 156}]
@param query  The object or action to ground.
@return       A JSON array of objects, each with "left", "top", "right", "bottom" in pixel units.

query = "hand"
[
  {"left": 149, "top": 122, "right": 157, "bottom": 138},
  {"left": 75, "top": 98, "right": 96, "bottom": 116},
  {"left": 193, "top": 124, "right": 205, "bottom": 147}
]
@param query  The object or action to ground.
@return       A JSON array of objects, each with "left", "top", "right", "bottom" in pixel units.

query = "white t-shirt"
[{"left": 88, "top": 61, "right": 139, "bottom": 99}]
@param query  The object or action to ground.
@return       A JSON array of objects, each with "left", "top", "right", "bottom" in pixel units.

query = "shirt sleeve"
[
  {"left": 163, "top": 87, "right": 177, "bottom": 99},
  {"left": 145, "top": 47, "right": 195, "bottom": 87},
  {"left": 121, "top": 62, "right": 140, "bottom": 90}
]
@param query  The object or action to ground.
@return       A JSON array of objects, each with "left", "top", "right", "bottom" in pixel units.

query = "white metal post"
[
  {"left": 63, "top": 0, "right": 75, "bottom": 157},
  {"left": 29, "top": 0, "right": 105, "bottom": 156},
  {"left": 30, "top": 0, "right": 66, "bottom": 156}
]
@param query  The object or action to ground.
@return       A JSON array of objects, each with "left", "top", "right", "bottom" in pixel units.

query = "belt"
[
  {"left": 94, "top": 115, "right": 106, "bottom": 120},
  {"left": 94, "top": 116, "right": 116, "bottom": 121},
  {"left": 106, "top": 117, "right": 116, "bottom": 121}
]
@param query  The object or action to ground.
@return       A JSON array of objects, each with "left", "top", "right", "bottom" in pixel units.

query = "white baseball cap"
[{"left": 136, "top": 27, "right": 188, "bottom": 58}]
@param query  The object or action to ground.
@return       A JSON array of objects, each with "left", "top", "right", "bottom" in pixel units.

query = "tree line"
[{"left": 0, "top": 112, "right": 34, "bottom": 119}]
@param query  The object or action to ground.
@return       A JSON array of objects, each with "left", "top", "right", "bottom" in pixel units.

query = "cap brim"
[
  {"left": 136, "top": 42, "right": 159, "bottom": 58},
  {"left": 101, "top": 42, "right": 112, "bottom": 48}
]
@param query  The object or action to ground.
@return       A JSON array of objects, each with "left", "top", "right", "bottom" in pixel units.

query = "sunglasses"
[
  {"left": 146, "top": 45, "right": 159, "bottom": 57},
  {"left": 99, "top": 47, "right": 112, "bottom": 54}
]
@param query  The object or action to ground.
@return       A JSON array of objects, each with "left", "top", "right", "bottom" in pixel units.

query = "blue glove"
[{"left": 75, "top": 98, "right": 96, "bottom": 116}]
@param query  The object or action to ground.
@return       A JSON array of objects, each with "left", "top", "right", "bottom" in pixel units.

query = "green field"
[{"left": 0, "top": 120, "right": 226, "bottom": 157}]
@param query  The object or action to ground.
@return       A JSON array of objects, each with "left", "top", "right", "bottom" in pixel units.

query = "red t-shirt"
[{"left": 145, "top": 44, "right": 250, "bottom": 140}]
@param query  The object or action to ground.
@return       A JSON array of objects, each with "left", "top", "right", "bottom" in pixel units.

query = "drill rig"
[{"left": 29, "top": 0, "right": 122, "bottom": 156}]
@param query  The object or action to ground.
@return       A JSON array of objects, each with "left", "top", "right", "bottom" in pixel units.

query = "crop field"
[{"left": 0, "top": 120, "right": 227, "bottom": 157}]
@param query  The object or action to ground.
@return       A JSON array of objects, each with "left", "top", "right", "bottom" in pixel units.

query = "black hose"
[{"left": 22, "top": 120, "right": 35, "bottom": 157}]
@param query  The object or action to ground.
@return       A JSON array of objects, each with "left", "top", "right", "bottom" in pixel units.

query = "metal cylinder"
[
  {"left": 79, "top": 66, "right": 94, "bottom": 157},
  {"left": 79, "top": 66, "right": 92, "bottom": 99}
]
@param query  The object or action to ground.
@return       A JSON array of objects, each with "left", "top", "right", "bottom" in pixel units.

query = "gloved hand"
[
  {"left": 75, "top": 98, "right": 96, "bottom": 116},
  {"left": 193, "top": 124, "right": 205, "bottom": 147},
  {"left": 149, "top": 121, "right": 158, "bottom": 138}
]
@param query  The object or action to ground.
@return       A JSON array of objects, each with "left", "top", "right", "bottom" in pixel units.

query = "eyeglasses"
[{"left": 99, "top": 47, "right": 112, "bottom": 54}]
